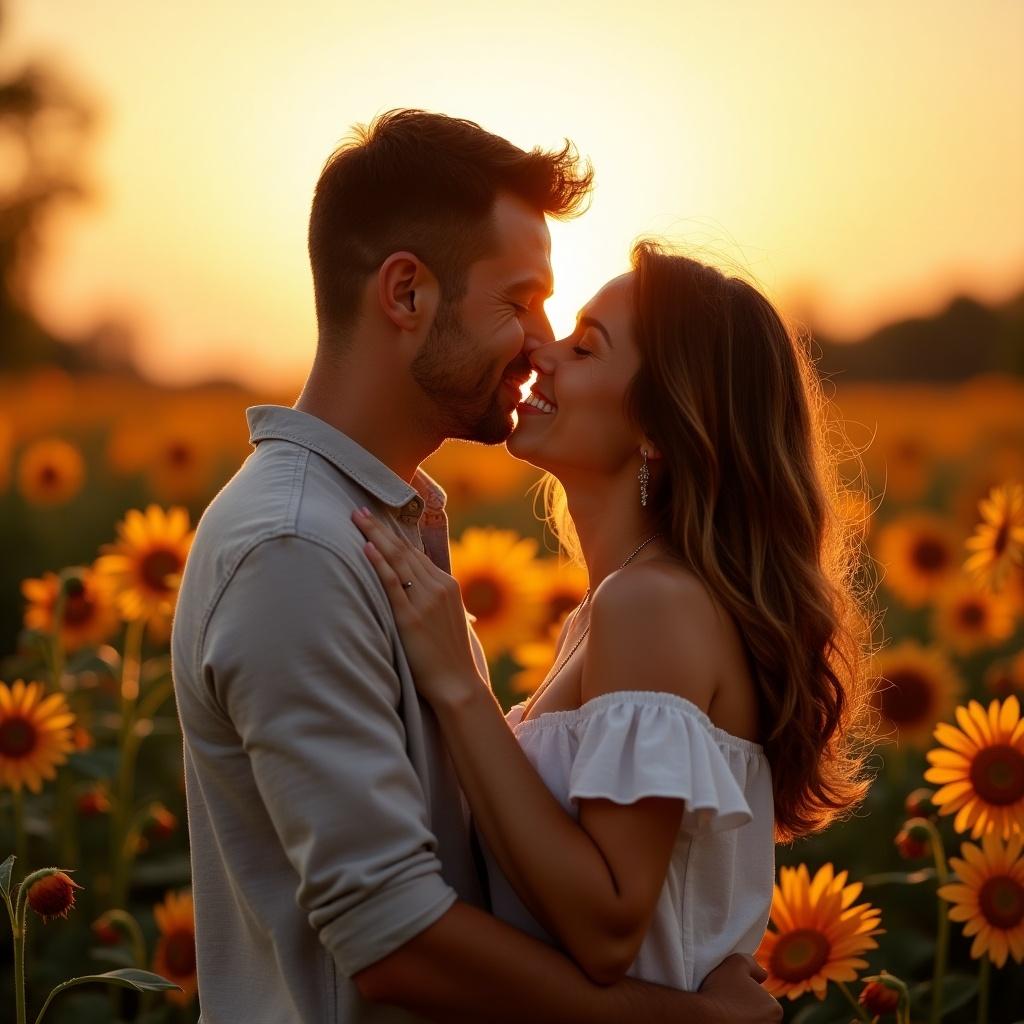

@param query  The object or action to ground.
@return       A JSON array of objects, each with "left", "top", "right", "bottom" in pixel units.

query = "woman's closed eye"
[{"left": 572, "top": 345, "right": 593, "bottom": 357}]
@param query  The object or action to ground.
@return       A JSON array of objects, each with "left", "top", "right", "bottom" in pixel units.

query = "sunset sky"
[{"left": 6, "top": 0, "right": 1024, "bottom": 390}]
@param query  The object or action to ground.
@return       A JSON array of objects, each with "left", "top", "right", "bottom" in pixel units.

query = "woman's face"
[{"left": 508, "top": 272, "right": 645, "bottom": 476}]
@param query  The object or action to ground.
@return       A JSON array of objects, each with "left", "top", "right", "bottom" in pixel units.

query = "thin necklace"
[{"left": 522, "top": 531, "right": 662, "bottom": 718}]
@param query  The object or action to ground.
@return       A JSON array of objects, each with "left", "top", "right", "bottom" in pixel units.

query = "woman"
[{"left": 351, "top": 240, "right": 875, "bottom": 991}]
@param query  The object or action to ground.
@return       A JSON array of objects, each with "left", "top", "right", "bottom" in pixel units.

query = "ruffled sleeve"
[{"left": 568, "top": 691, "right": 756, "bottom": 835}]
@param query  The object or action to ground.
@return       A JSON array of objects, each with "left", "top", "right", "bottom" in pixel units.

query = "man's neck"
[{"left": 295, "top": 353, "right": 442, "bottom": 484}]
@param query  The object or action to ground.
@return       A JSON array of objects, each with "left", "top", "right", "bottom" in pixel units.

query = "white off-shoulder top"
[{"left": 480, "top": 690, "right": 775, "bottom": 991}]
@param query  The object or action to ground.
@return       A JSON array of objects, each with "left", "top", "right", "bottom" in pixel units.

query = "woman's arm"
[
  {"left": 431, "top": 683, "right": 684, "bottom": 984},
  {"left": 352, "top": 509, "right": 719, "bottom": 984}
]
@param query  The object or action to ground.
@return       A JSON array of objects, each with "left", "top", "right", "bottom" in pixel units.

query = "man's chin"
[{"left": 450, "top": 406, "right": 515, "bottom": 446}]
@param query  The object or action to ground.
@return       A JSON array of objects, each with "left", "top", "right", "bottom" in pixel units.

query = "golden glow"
[{"left": 6, "top": 2, "right": 1023, "bottom": 389}]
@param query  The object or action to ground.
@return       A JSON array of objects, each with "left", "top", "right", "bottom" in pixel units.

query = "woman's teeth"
[{"left": 522, "top": 393, "right": 556, "bottom": 414}]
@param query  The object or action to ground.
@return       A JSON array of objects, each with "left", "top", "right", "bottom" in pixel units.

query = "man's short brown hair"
[{"left": 308, "top": 109, "right": 593, "bottom": 343}]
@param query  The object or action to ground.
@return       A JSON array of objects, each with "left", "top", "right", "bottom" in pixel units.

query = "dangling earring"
[{"left": 639, "top": 448, "right": 649, "bottom": 507}]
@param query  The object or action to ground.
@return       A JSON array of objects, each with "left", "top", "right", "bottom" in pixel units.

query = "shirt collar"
[{"left": 246, "top": 405, "right": 447, "bottom": 521}]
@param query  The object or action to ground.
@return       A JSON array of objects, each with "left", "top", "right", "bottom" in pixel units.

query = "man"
[{"left": 171, "top": 109, "right": 781, "bottom": 1023}]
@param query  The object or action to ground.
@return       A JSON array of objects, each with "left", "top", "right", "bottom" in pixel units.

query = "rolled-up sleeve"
[{"left": 201, "top": 534, "right": 457, "bottom": 977}]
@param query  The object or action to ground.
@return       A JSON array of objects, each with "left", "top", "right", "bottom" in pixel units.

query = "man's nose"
[
  {"left": 527, "top": 337, "right": 562, "bottom": 375},
  {"left": 523, "top": 310, "right": 556, "bottom": 354}
]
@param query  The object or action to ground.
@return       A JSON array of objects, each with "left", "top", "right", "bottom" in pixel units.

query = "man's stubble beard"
[{"left": 410, "top": 300, "right": 516, "bottom": 446}]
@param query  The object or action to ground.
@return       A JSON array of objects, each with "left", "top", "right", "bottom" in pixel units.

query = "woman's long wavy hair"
[{"left": 538, "top": 240, "right": 880, "bottom": 843}]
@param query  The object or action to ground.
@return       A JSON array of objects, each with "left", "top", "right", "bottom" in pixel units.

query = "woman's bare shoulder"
[
  {"left": 587, "top": 560, "right": 760, "bottom": 740},
  {"left": 584, "top": 560, "right": 725, "bottom": 711}
]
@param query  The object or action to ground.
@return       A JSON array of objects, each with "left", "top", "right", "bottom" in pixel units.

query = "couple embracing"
[{"left": 170, "top": 109, "right": 873, "bottom": 1023}]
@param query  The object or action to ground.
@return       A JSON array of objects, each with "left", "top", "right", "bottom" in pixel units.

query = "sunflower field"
[{"left": 0, "top": 368, "right": 1023, "bottom": 1023}]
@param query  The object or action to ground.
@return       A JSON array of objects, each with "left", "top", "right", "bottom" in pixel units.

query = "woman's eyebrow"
[{"left": 579, "top": 315, "right": 613, "bottom": 348}]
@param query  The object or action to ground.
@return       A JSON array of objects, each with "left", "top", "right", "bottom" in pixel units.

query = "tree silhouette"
[{"left": 0, "top": 0, "right": 98, "bottom": 370}]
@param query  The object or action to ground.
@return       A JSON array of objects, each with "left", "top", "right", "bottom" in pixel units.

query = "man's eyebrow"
[
  {"left": 579, "top": 315, "right": 613, "bottom": 348},
  {"left": 508, "top": 276, "right": 554, "bottom": 300}
]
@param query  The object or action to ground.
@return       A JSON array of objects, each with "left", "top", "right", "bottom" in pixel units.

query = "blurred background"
[{"left": 0, "top": 1, "right": 1022, "bottom": 1021}]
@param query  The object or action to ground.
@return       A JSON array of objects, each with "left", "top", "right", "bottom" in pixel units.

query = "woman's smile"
[{"left": 517, "top": 386, "right": 558, "bottom": 416}]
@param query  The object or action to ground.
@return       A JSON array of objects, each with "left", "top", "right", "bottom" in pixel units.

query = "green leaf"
[
  {"left": 69, "top": 968, "right": 180, "bottom": 992},
  {"left": 35, "top": 970, "right": 182, "bottom": 1024},
  {"left": 0, "top": 855, "right": 14, "bottom": 898},
  {"left": 910, "top": 973, "right": 979, "bottom": 1018}
]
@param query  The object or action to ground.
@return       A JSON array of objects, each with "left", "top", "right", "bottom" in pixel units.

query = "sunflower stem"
[
  {"left": 4, "top": 875, "right": 23, "bottom": 1024},
  {"left": 103, "top": 908, "right": 147, "bottom": 968},
  {"left": 975, "top": 955, "right": 990, "bottom": 1024},
  {"left": 13, "top": 905, "right": 26, "bottom": 1024},
  {"left": 836, "top": 981, "right": 872, "bottom": 1023},
  {"left": 922, "top": 817, "right": 950, "bottom": 1024},
  {"left": 11, "top": 870, "right": 53, "bottom": 1024},
  {"left": 12, "top": 791, "right": 27, "bottom": 882},
  {"left": 110, "top": 618, "right": 145, "bottom": 909}
]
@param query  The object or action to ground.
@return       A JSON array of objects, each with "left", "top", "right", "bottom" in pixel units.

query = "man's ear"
[{"left": 376, "top": 252, "right": 440, "bottom": 334}]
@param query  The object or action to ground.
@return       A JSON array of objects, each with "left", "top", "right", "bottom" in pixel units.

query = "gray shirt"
[{"left": 171, "top": 405, "right": 489, "bottom": 1024}]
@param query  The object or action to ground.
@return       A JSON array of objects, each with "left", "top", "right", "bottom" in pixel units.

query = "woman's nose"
[{"left": 528, "top": 338, "right": 566, "bottom": 373}]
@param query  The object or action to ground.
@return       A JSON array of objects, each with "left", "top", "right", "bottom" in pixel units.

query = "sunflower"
[
  {"left": 510, "top": 624, "right": 562, "bottom": 696},
  {"left": 869, "top": 641, "right": 964, "bottom": 749},
  {"left": 534, "top": 559, "right": 589, "bottom": 635},
  {"left": 755, "top": 863, "right": 884, "bottom": 1001},
  {"left": 21, "top": 566, "right": 120, "bottom": 653},
  {"left": 152, "top": 889, "right": 197, "bottom": 1006},
  {"left": 16, "top": 438, "right": 85, "bottom": 506},
  {"left": 450, "top": 528, "right": 545, "bottom": 657},
  {"left": 925, "top": 696, "right": 1024, "bottom": 840},
  {"left": 423, "top": 440, "right": 538, "bottom": 510},
  {"left": 868, "top": 425, "right": 935, "bottom": 503},
  {"left": 932, "top": 578, "right": 1015, "bottom": 655},
  {"left": 939, "top": 831, "right": 1024, "bottom": 967},
  {"left": 964, "top": 483, "right": 1024, "bottom": 593},
  {"left": 95, "top": 506, "right": 195, "bottom": 626},
  {"left": 955, "top": 447, "right": 1024, "bottom": 534},
  {"left": 0, "top": 680, "right": 76, "bottom": 793},
  {"left": 874, "top": 514, "right": 959, "bottom": 608},
  {"left": 145, "top": 421, "right": 217, "bottom": 501}
]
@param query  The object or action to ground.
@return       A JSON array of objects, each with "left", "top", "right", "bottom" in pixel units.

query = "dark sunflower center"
[
  {"left": 992, "top": 521, "right": 1009, "bottom": 558},
  {"left": 39, "top": 464, "right": 59, "bottom": 487},
  {"left": 0, "top": 716, "right": 38, "bottom": 758},
  {"left": 911, "top": 537, "right": 950, "bottom": 573},
  {"left": 165, "top": 442, "right": 193, "bottom": 468},
  {"left": 546, "top": 591, "right": 582, "bottom": 628},
  {"left": 462, "top": 577, "right": 506, "bottom": 622},
  {"left": 957, "top": 600, "right": 987, "bottom": 629},
  {"left": 164, "top": 929, "right": 196, "bottom": 977},
  {"left": 63, "top": 581, "right": 95, "bottom": 627},
  {"left": 140, "top": 549, "right": 182, "bottom": 594},
  {"left": 769, "top": 927, "right": 831, "bottom": 983},
  {"left": 978, "top": 875, "right": 1024, "bottom": 930},
  {"left": 969, "top": 744, "right": 1024, "bottom": 806},
  {"left": 875, "top": 669, "right": 933, "bottom": 726}
]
